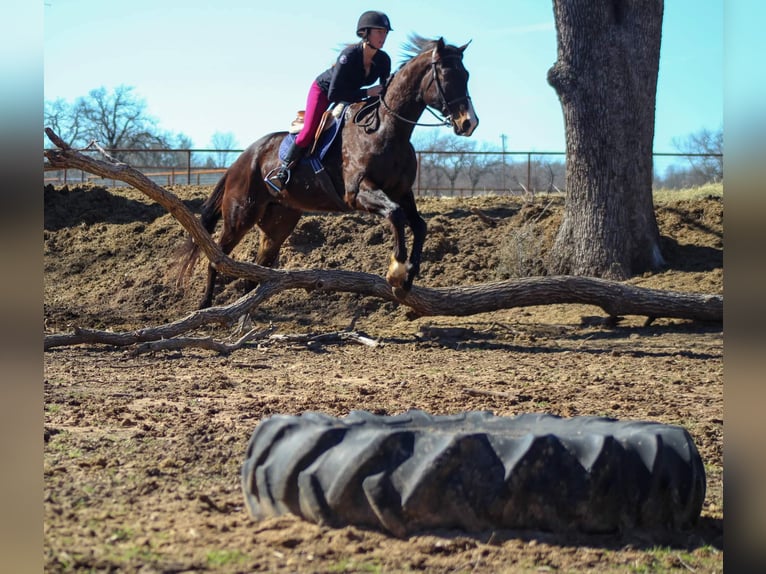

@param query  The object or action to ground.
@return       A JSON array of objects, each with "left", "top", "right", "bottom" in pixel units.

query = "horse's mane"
[{"left": 398, "top": 35, "right": 443, "bottom": 68}]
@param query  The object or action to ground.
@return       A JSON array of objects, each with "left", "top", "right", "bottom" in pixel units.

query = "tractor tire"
[{"left": 241, "top": 410, "right": 705, "bottom": 537}]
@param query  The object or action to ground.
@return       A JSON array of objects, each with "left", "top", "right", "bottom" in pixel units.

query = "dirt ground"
[{"left": 44, "top": 184, "right": 723, "bottom": 573}]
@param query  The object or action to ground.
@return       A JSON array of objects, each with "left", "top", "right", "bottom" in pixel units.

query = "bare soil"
[{"left": 44, "top": 184, "right": 723, "bottom": 573}]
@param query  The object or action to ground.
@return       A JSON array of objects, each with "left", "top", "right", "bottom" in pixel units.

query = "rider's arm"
[{"left": 327, "top": 46, "right": 366, "bottom": 103}]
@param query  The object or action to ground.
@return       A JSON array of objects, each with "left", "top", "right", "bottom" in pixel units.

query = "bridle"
[
  {"left": 428, "top": 54, "right": 473, "bottom": 121},
  {"left": 373, "top": 53, "right": 472, "bottom": 128}
]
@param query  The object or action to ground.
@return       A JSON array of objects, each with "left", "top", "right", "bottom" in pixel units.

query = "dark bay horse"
[{"left": 179, "top": 36, "right": 479, "bottom": 308}]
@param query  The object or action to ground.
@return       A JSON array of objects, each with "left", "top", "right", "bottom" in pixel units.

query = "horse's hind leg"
[
  {"left": 253, "top": 204, "right": 302, "bottom": 272},
  {"left": 199, "top": 204, "right": 261, "bottom": 309},
  {"left": 200, "top": 264, "right": 220, "bottom": 309},
  {"left": 199, "top": 226, "right": 249, "bottom": 308},
  {"left": 200, "top": 202, "right": 300, "bottom": 308}
]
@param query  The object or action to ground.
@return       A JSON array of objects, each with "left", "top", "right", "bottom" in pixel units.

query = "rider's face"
[{"left": 366, "top": 28, "right": 388, "bottom": 50}]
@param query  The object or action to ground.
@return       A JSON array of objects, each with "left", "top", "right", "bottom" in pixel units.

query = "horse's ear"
[
  {"left": 431, "top": 37, "right": 446, "bottom": 62},
  {"left": 458, "top": 40, "right": 472, "bottom": 53}
]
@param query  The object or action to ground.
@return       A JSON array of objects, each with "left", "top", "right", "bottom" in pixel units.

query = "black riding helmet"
[{"left": 356, "top": 10, "right": 393, "bottom": 38}]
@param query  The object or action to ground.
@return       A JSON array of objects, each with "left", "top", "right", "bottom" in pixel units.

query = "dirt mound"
[
  {"left": 44, "top": 184, "right": 723, "bottom": 572},
  {"left": 43, "top": 184, "right": 722, "bottom": 332}
]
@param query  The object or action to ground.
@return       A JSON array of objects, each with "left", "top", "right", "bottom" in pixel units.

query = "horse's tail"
[{"left": 175, "top": 173, "right": 227, "bottom": 288}]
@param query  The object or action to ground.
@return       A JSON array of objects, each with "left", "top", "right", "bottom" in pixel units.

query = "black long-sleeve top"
[{"left": 315, "top": 42, "right": 391, "bottom": 103}]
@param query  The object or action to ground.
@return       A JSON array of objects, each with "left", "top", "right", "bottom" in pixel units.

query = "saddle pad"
[{"left": 278, "top": 112, "right": 344, "bottom": 169}]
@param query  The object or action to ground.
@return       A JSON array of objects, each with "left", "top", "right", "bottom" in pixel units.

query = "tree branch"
[{"left": 43, "top": 128, "right": 722, "bottom": 352}]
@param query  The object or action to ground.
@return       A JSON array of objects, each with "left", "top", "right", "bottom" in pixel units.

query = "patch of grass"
[
  {"left": 704, "top": 462, "right": 722, "bottom": 474},
  {"left": 495, "top": 221, "right": 547, "bottom": 278},
  {"left": 108, "top": 527, "right": 133, "bottom": 543},
  {"left": 628, "top": 545, "right": 721, "bottom": 573},
  {"left": 653, "top": 182, "right": 722, "bottom": 203},
  {"left": 47, "top": 437, "right": 83, "bottom": 459},
  {"left": 328, "top": 558, "right": 386, "bottom": 573},
  {"left": 206, "top": 549, "right": 249, "bottom": 568},
  {"left": 121, "top": 544, "right": 164, "bottom": 564}
]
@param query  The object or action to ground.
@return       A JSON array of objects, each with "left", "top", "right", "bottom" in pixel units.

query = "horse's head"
[{"left": 423, "top": 37, "right": 479, "bottom": 137}]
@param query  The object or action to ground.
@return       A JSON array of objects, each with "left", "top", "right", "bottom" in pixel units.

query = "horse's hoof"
[
  {"left": 392, "top": 286, "right": 409, "bottom": 300},
  {"left": 386, "top": 256, "right": 408, "bottom": 288}
]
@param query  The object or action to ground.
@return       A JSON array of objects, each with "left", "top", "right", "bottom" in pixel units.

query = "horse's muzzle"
[{"left": 452, "top": 99, "right": 479, "bottom": 136}]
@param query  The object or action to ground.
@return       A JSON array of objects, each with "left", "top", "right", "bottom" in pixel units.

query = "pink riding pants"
[{"left": 295, "top": 81, "right": 330, "bottom": 148}]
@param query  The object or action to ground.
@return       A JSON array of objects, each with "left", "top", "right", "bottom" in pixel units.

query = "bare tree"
[
  {"left": 416, "top": 134, "right": 479, "bottom": 195},
  {"left": 151, "top": 133, "right": 195, "bottom": 168},
  {"left": 437, "top": 152, "right": 467, "bottom": 195},
  {"left": 210, "top": 131, "right": 239, "bottom": 168},
  {"left": 547, "top": 0, "right": 665, "bottom": 279},
  {"left": 44, "top": 98, "right": 86, "bottom": 147},
  {"left": 464, "top": 142, "right": 497, "bottom": 194},
  {"left": 78, "top": 86, "right": 161, "bottom": 152},
  {"left": 464, "top": 153, "right": 487, "bottom": 194},
  {"left": 672, "top": 127, "right": 723, "bottom": 184},
  {"left": 44, "top": 85, "right": 191, "bottom": 165},
  {"left": 412, "top": 132, "right": 448, "bottom": 194}
]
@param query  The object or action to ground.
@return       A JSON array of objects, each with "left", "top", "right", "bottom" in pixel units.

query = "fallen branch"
[
  {"left": 43, "top": 128, "right": 722, "bottom": 352},
  {"left": 126, "top": 327, "right": 378, "bottom": 355},
  {"left": 47, "top": 321, "right": 379, "bottom": 354},
  {"left": 129, "top": 325, "right": 277, "bottom": 355},
  {"left": 268, "top": 330, "right": 380, "bottom": 348}
]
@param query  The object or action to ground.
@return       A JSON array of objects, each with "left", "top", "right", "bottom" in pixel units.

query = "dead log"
[{"left": 43, "top": 128, "right": 722, "bottom": 351}]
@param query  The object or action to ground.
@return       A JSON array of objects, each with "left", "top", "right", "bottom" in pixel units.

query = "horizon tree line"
[{"left": 45, "top": 85, "right": 721, "bottom": 190}]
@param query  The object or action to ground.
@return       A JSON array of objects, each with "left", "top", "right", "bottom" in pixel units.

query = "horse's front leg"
[
  {"left": 399, "top": 194, "right": 427, "bottom": 292},
  {"left": 351, "top": 184, "right": 409, "bottom": 294},
  {"left": 385, "top": 207, "right": 410, "bottom": 291}
]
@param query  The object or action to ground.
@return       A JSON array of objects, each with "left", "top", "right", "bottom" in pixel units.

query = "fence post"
[
  {"left": 186, "top": 150, "right": 192, "bottom": 185},
  {"left": 416, "top": 151, "right": 421, "bottom": 196},
  {"left": 527, "top": 153, "right": 532, "bottom": 192},
  {"left": 500, "top": 134, "right": 507, "bottom": 192}
]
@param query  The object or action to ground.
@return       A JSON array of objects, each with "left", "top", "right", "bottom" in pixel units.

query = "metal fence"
[{"left": 43, "top": 148, "right": 722, "bottom": 197}]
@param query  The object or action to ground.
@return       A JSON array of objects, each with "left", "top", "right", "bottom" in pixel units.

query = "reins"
[
  {"left": 353, "top": 94, "right": 454, "bottom": 130},
  {"left": 379, "top": 95, "right": 453, "bottom": 127},
  {"left": 356, "top": 53, "right": 469, "bottom": 129}
]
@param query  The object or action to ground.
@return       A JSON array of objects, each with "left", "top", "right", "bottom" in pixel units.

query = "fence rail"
[{"left": 43, "top": 148, "right": 722, "bottom": 196}]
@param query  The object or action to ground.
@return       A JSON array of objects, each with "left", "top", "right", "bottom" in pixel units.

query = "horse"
[{"left": 178, "top": 35, "right": 479, "bottom": 309}]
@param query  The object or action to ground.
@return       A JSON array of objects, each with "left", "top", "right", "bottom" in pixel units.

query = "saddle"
[
  {"left": 288, "top": 103, "right": 347, "bottom": 155},
  {"left": 275, "top": 105, "right": 347, "bottom": 209}
]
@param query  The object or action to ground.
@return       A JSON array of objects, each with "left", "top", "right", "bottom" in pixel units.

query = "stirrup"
[{"left": 264, "top": 167, "right": 290, "bottom": 195}]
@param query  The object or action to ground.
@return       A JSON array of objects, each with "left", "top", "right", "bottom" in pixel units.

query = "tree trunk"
[{"left": 547, "top": 0, "right": 665, "bottom": 279}]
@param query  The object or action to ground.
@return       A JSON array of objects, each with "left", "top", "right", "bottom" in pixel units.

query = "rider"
[{"left": 265, "top": 10, "right": 393, "bottom": 193}]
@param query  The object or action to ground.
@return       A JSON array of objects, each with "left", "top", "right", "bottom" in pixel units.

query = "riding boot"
[{"left": 265, "top": 142, "right": 306, "bottom": 194}]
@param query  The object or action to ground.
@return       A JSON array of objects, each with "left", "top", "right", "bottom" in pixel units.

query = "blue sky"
[{"left": 44, "top": 0, "right": 722, "bottom": 155}]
